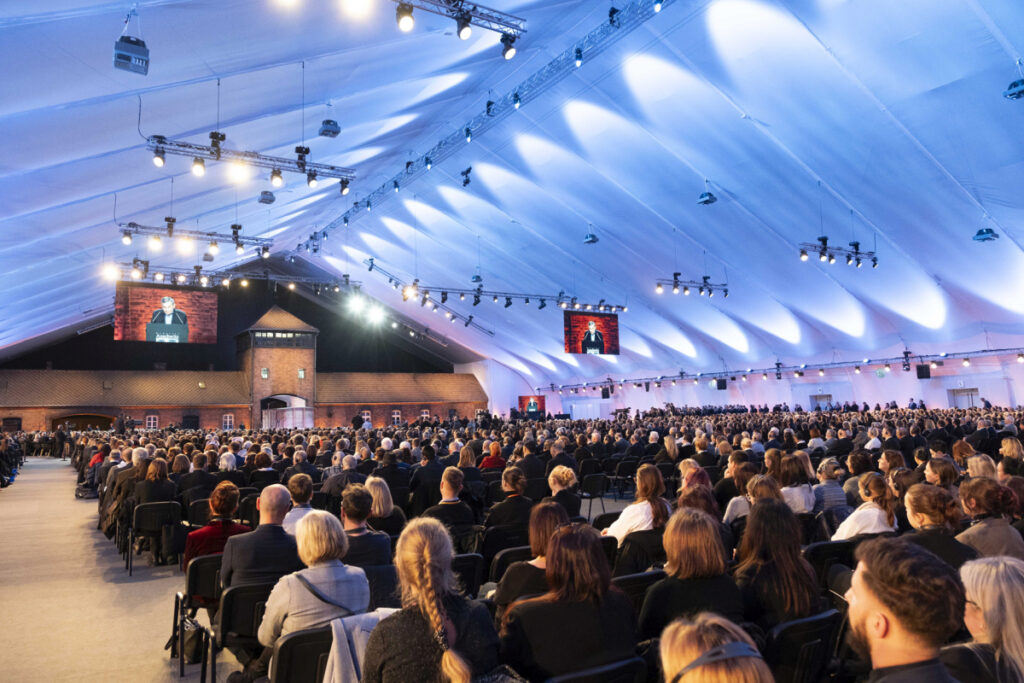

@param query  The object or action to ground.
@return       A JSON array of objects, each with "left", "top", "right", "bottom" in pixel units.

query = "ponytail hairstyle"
[
  {"left": 905, "top": 483, "right": 961, "bottom": 530},
  {"left": 859, "top": 472, "right": 896, "bottom": 527},
  {"left": 502, "top": 466, "right": 527, "bottom": 495},
  {"left": 960, "top": 477, "right": 1017, "bottom": 519},
  {"left": 394, "top": 518, "right": 471, "bottom": 683}
]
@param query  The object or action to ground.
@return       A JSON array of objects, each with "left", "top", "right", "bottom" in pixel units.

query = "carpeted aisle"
[{"left": 0, "top": 458, "right": 239, "bottom": 681}]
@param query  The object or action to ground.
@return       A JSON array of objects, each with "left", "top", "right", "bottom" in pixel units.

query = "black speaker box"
[
  {"left": 601, "top": 387, "right": 610, "bottom": 399},
  {"left": 916, "top": 364, "right": 931, "bottom": 379},
  {"left": 716, "top": 379, "right": 727, "bottom": 390}
]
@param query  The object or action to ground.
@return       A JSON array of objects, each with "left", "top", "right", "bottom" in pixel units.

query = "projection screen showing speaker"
[
  {"left": 563, "top": 311, "right": 620, "bottom": 355},
  {"left": 113, "top": 283, "right": 218, "bottom": 344}
]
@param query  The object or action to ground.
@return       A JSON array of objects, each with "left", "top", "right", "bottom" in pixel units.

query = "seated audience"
[
  {"left": 941, "top": 557, "right": 1024, "bottom": 683},
  {"left": 832, "top": 472, "right": 898, "bottom": 540},
  {"left": 366, "top": 475, "right": 407, "bottom": 536},
  {"left": 967, "top": 453, "right": 998, "bottom": 481},
  {"left": 340, "top": 483, "right": 392, "bottom": 567},
  {"left": 220, "top": 484, "right": 304, "bottom": 589},
  {"left": 733, "top": 498, "right": 821, "bottom": 630},
  {"left": 926, "top": 456, "right": 961, "bottom": 501},
  {"left": 492, "top": 502, "right": 567, "bottom": 618},
  {"left": 281, "top": 449, "right": 321, "bottom": 485},
  {"left": 479, "top": 441, "right": 506, "bottom": 470},
  {"left": 500, "top": 523, "right": 637, "bottom": 679},
  {"left": 677, "top": 486, "right": 734, "bottom": 557},
  {"left": 183, "top": 481, "right": 251, "bottom": 570},
  {"left": 712, "top": 451, "right": 749, "bottom": 513},
  {"left": 281, "top": 473, "right": 314, "bottom": 535},
  {"left": 639, "top": 508, "right": 743, "bottom": 639},
  {"left": 659, "top": 613, "right": 773, "bottom": 683},
  {"left": 362, "top": 518, "right": 499, "bottom": 682},
  {"left": 541, "top": 465, "right": 580, "bottom": 517},
  {"left": 779, "top": 454, "right": 815, "bottom": 513},
  {"left": 485, "top": 466, "right": 533, "bottom": 528},
  {"left": 134, "top": 458, "right": 176, "bottom": 505},
  {"left": 679, "top": 458, "right": 712, "bottom": 491},
  {"left": 604, "top": 464, "right": 672, "bottom": 545},
  {"left": 179, "top": 452, "right": 218, "bottom": 494},
  {"left": 229, "top": 511, "right": 369, "bottom": 682},
  {"left": 169, "top": 454, "right": 190, "bottom": 486},
  {"left": 723, "top": 473, "right": 782, "bottom": 525},
  {"left": 843, "top": 451, "right": 873, "bottom": 507},
  {"left": 844, "top": 537, "right": 964, "bottom": 682},
  {"left": 321, "top": 454, "right": 367, "bottom": 497},
  {"left": 957, "top": 477, "right": 1024, "bottom": 560},
  {"left": 215, "top": 453, "right": 247, "bottom": 487},
  {"left": 903, "top": 484, "right": 978, "bottom": 569},
  {"left": 423, "top": 466, "right": 475, "bottom": 530},
  {"left": 456, "top": 446, "right": 481, "bottom": 482},
  {"left": 247, "top": 452, "right": 281, "bottom": 488},
  {"left": 812, "top": 457, "right": 847, "bottom": 513}
]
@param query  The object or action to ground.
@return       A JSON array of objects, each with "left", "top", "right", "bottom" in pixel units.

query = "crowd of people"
[{"left": 54, "top": 401, "right": 1024, "bottom": 681}]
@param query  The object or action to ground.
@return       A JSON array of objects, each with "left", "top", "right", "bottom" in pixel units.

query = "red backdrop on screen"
[
  {"left": 563, "top": 311, "right": 619, "bottom": 355},
  {"left": 113, "top": 283, "right": 218, "bottom": 343},
  {"left": 518, "top": 395, "right": 546, "bottom": 414}
]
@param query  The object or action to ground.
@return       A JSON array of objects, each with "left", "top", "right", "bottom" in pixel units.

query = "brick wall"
[
  {"left": 0, "top": 405, "right": 247, "bottom": 431},
  {"left": 113, "top": 285, "right": 218, "bottom": 344},
  {"left": 247, "top": 346, "right": 316, "bottom": 428},
  {"left": 314, "top": 401, "right": 486, "bottom": 428},
  {"left": 562, "top": 311, "right": 620, "bottom": 355}
]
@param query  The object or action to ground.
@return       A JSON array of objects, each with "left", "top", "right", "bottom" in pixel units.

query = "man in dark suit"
[
  {"left": 220, "top": 485, "right": 303, "bottom": 589},
  {"left": 372, "top": 450, "right": 410, "bottom": 492},
  {"left": 340, "top": 484, "right": 392, "bottom": 568},
  {"left": 545, "top": 442, "right": 577, "bottom": 476},
  {"left": 422, "top": 467, "right": 475, "bottom": 529},
  {"left": 516, "top": 441, "right": 545, "bottom": 480},
  {"left": 321, "top": 455, "right": 367, "bottom": 498},
  {"left": 580, "top": 320, "right": 604, "bottom": 354},
  {"left": 625, "top": 434, "right": 645, "bottom": 460},
  {"left": 409, "top": 445, "right": 445, "bottom": 492},
  {"left": 281, "top": 450, "right": 320, "bottom": 485},
  {"left": 828, "top": 429, "right": 855, "bottom": 458},
  {"left": 693, "top": 435, "right": 717, "bottom": 468},
  {"left": 150, "top": 296, "right": 189, "bottom": 325},
  {"left": 177, "top": 452, "right": 218, "bottom": 495}
]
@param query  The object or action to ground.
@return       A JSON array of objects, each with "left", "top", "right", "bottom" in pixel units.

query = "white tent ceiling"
[{"left": 2, "top": 0, "right": 1023, "bottom": 387}]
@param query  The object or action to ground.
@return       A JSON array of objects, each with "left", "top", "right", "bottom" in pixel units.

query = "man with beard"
[{"left": 844, "top": 537, "right": 963, "bottom": 682}]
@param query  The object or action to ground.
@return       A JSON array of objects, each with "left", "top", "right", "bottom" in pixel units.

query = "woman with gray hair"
[{"left": 216, "top": 451, "right": 246, "bottom": 487}]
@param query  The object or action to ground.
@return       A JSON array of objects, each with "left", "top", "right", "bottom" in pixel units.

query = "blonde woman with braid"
[{"left": 362, "top": 518, "right": 498, "bottom": 682}]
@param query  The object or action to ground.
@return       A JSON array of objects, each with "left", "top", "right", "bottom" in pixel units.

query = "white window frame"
[
  {"left": 222, "top": 414, "right": 234, "bottom": 430},
  {"left": 391, "top": 410, "right": 402, "bottom": 426},
  {"left": 260, "top": 367, "right": 269, "bottom": 379},
  {"left": 144, "top": 415, "right": 159, "bottom": 430},
  {"left": 420, "top": 409, "right": 431, "bottom": 421},
  {"left": 361, "top": 410, "right": 372, "bottom": 426},
  {"left": 298, "top": 368, "right": 306, "bottom": 379}
]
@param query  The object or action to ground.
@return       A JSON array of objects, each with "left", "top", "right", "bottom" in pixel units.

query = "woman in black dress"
[
  {"left": 493, "top": 502, "right": 567, "bottom": 618},
  {"left": 541, "top": 466, "right": 580, "bottom": 517},
  {"left": 366, "top": 475, "right": 407, "bottom": 536}
]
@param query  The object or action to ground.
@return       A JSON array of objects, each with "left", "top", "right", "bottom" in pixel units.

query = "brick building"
[{"left": 0, "top": 306, "right": 488, "bottom": 432}]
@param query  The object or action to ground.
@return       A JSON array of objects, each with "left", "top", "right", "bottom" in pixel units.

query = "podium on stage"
[{"left": 146, "top": 323, "right": 188, "bottom": 343}]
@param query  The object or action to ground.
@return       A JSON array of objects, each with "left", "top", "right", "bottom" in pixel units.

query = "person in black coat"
[
  {"left": 423, "top": 467, "right": 475, "bottom": 530},
  {"left": 134, "top": 458, "right": 177, "bottom": 505},
  {"left": 372, "top": 451, "right": 411, "bottom": 491},
  {"left": 541, "top": 466, "right": 581, "bottom": 518},
  {"left": 176, "top": 452, "right": 219, "bottom": 495},
  {"left": 409, "top": 446, "right": 445, "bottom": 492},
  {"left": 492, "top": 502, "right": 567, "bottom": 619},
  {"left": 903, "top": 484, "right": 979, "bottom": 569},
  {"left": 340, "top": 484, "right": 392, "bottom": 567},
  {"left": 516, "top": 442, "right": 545, "bottom": 480},
  {"left": 220, "top": 484, "right": 304, "bottom": 589},
  {"left": 544, "top": 442, "right": 577, "bottom": 477},
  {"left": 500, "top": 524, "right": 637, "bottom": 680},
  {"left": 485, "top": 467, "right": 534, "bottom": 528},
  {"left": 281, "top": 451, "right": 321, "bottom": 485}
]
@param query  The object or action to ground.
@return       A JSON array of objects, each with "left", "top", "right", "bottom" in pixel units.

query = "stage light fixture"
[
  {"left": 152, "top": 148, "right": 165, "bottom": 167},
  {"left": 854, "top": 366, "right": 861, "bottom": 374},
  {"left": 575, "top": 47, "right": 583, "bottom": 67},
  {"left": 287, "top": 282, "right": 296, "bottom": 290},
  {"left": 348, "top": 295, "right": 366, "bottom": 314},
  {"left": 492, "top": 295, "right": 499, "bottom": 304},
  {"left": 846, "top": 254, "right": 853, "bottom": 265},
  {"left": 465, "top": 315, "right": 474, "bottom": 327},
  {"left": 930, "top": 361, "right": 938, "bottom": 369},
  {"left": 504, "top": 297, "right": 513, "bottom": 308},
  {"left": 741, "top": 375, "right": 747, "bottom": 382},
  {"left": 513, "top": 92, "right": 521, "bottom": 109},
  {"left": 1018, "top": 354, "right": 1024, "bottom": 363},
  {"left": 121, "top": 231, "right": 133, "bottom": 245},
  {"left": 539, "top": 299, "right": 547, "bottom": 310},
  {"left": 653, "top": 0, "right": 662, "bottom": 11},
  {"left": 465, "top": 127, "right": 472, "bottom": 143},
  {"left": 799, "top": 249, "right": 808, "bottom": 261},
  {"left": 235, "top": 242, "right": 245, "bottom": 255},
  {"left": 176, "top": 273, "right": 187, "bottom": 284},
  {"left": 872, "top": 257, "right": 878, "bottom": 268},
  {"left": 425, "top": 157, "right": 432, "bottom": 170},
  {"left": 655, "top": 283, "right": 664, "bottom": 294},
  {"left": 856, "top": 257, "right": 862, "bottom": 268},
  {"left": 698, "top": 286, "right": 705, "bottom": 296},
  {"left": 306, "top": 172, "right": 318, "bottom": 188},
  {"left": 963, "top": 358, "right": 971, "bottom": 367},
  {"left": 207, "top": 241, "right": 220, "bottom": 256},
  {"left": 260, "top": 246, "right": 270, "bottom": 259},
  {"left": 432, "top": 303, "right": 439, "bottom": 312},
  {"left": 828, "top": 253, "right": 836, "bottom": 265},
  {"left": 240, "top": 279, "right": 248, "bottom": 287},
  {"left": 153, "top": 272, "right": 164, "bottom": 282},
  {"left": 337, "top": 179, "right": 350, "bottom": 196},
  {"left": 458, "top": 292, "right": 465, "bottom": 301},
  {"left": 762, "top": 373, "right": 768, "bottom": 380},
  {"left": 456, "top": 13, "right": 472, "bottom": 40},
  {"left": 818, "top": 369, "right": 825, "bottom": 376},
  {"left": 368, "top": 306, "right": 385, "bottom": 324},
  {"left": 501, "top": 33, "right": 517, "bottom": 60},
  {"left": 884, "top": 364, "right": 891, "bottom": 372},
  {"left": 176, "top": 236, "right": 194, "bottom": 255},
  {"left": 396, "top": 3, "right": 414, "bottom": 31},
  {"left": 130, "top": 266, "right": 142, "bottom": 280},
  {"left": 708, "top": 289, "right": 714, "bottom": 298},
  {"left": 221, "top": 278, "right": 230, "bottom": 287},
  {"left": 191, "top": 157, "right": 205, "bottom": 176},
  {"left": 819, "top": 250, "right": 827, "bottom": 262},
  {"left": 366, "top": 200, "right": 372, "bottom": 212},
  {"left": 672, "top": 284, "right": 679, "bottom": 294},
  {"left": 473, "top": 294, "right": 481, "bottom": 306},
  {"left": 200, "top": 275, "right": 209, "bottom": 286},
  {"left": 148, "top": 235, "right": 162, "bottom": 251},
  {"left": 393, "top": 180, "right": 400, "bottom": 193}
]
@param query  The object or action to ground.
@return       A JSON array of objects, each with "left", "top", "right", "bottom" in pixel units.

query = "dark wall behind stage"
[{"left": 0, "top": 285, "right": 451, "bottom": 374}]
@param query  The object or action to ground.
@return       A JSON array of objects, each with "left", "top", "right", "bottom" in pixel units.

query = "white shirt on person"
[
  {"left": 781, "top": 485, "right": 815, "bottom": 514},
  {"left": 605, "top": 499, "right": 665, "bottom": 546},
  {"left": 723, "top": 496, "right": 750, "bottom": 525},
  {"left": 831, "top": 502, "right": 896, "bottom": 540}
]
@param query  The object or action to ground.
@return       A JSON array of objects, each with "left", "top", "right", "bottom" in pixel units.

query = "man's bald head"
[{"left": 257, "top": 484, "right": 292, "bottom": 525}]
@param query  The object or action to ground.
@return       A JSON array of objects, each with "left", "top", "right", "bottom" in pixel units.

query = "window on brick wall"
[
  {"left": 391, "top": 410, "right": 402, "bottom": 425},
  {"left": 421, "top": 409, "right": 431, "bottom": 421},
  {"left": 361, "top": 410, "right": 372, "bottom": 426},
  {"left": 298, "top": 368, "right": 306, "bottom": 379},
  {"left": 222, "top": 414, "right": 234, "bottom": 430},
  {"left": 145, "top": 415, "right": 159, "bottom": 430},
  {"left": 475, "top": 409, "right": 486, "bottom": 420},
  {"left": 260, "top": 368, "right": 269, "bottom": 379}
]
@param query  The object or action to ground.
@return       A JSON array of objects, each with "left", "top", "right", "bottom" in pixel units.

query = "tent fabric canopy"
[{"left": 2, "top": 0, "right": 1023, "bottom": 388}]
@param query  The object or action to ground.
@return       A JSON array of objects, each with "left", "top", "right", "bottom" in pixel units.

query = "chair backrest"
[
  {"left": 614, "top": 528, "right": 666, "bottom": 577},
  {"left": 236, "top": 486, "right": 258, "bottom": 501},
  {"left": 390, "top": 486, "right": 410, "bottom": 510},
  {"left": 545, "top": 655, "right": 647, "bottom": 683},
  {"left": 269, "top": 625, "right": 333, "bottom": 683},
  {"left": 238, "top": 493, "right": 260, "bottom": 528},
  {"left": 763, "top": 609, "right": 842, "bottom": 683},
  {"left": 579, "top": 459, "right": 601, "bottom": 478},
  {"left": 796, "top": 512, "right": 823, "bottom": 545},
  {"left": 189, "top": 499, "right": 211, "bottom": 527},
  {"left": 310, "top": 491, "right": 328, "bottom": 511},
  {"left": 489, "top": 544, "right": 533, "bottom": 583},
  {"left": 614, "top": 461, "right": 638, "bottom": 478},
  {"left": 819, "top": 506, "right": 854, "bottom": 537},
  {"left": 218, "top": 582, "right": 276, "bottom": 643},
  {"left": 525, "top": 477, "right": 550, "bottom": 501},
  {"left": 133, "top": 501, "right": 182, "bottom": 534},
  {"left": 655, "top": 463, "right": 675, "bottom": 480},
  {"left": 452, "top": 553, "right": 485, "bottom": 598},
  {"left": 486, "top": 480, "right": 507, "bottom": 506},
  {"left": 481, "top": 525, "right": 528, "bottom": 566},
  {"left": 592, "top": 510, "right": 621, "bottom": 531},
  {"left": 580, "top": 474, "right": 606, "bottom": 496},
  {"left": 186, "top": 553, "right": 223, "bottom": 603},
  {"left": 481, "top": 470, "right": 503, "bottom": 485},
  {"left": 599, "top": 535, "right": 619, "bottom": 569},
  {"left": 802, "top": 540, "right": 856, "bottom": 588},
  {"left": 610, "top": 570, "right": 667, "bottom": 617},
  {"left": 363, "top": 564, "right": 401, "bottom": 610}
]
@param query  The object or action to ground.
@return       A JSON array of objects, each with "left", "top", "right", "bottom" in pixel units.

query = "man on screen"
[
  {"left": 526, "top": 397, "right": 540, "bottom": 413},
  {"left": 150, "top": 296, "right": 188, "bottom": 326},
  {"left": 580, "top": 320, "right": 604, "bottom": 355}
]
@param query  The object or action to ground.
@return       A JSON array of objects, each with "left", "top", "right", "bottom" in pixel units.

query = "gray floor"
[
  {"left": 0, "top": 458, "right": 631, "bottom": 682},
  {"left": 0, "top": 457, "right": 239, "bottom": 681}
]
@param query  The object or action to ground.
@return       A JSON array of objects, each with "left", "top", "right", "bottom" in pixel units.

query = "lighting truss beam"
[
  {"left": 799, "top": 237, "right": 876, "bottom": 266},
  {"left": 120, "top": 222, "right": 273, "bottom": 248},
  {"left": 654, "top": 273, "right": 728, "bottom": 297},
  {"left": 147, "top": 134, "right": 356, "bottom": 181},
  {"left": 390, "top": 0, "right": 526, "bottom": 36},
  {"left": 537, "top": 348, "right": 1024, "bottom": 392},
  {"left": 107, "top": 262, "right": 354, "bottom": 290},
  {"left": 364, "top": 259, "right": 626, "bottom": 314},
  {"left": 306, "top": 0, "right": 675, "bottom": 246}
]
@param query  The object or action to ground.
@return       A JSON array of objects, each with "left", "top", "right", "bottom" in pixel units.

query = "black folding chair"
[
  {"left": 599, "top": 535, "right": 619, "bottom": 569},
  {"left": 188, "top": 499, "right": 211, "bottom": 527},
  {"left": 579, "top": 474, "right": 607, "bottom": 519},
  {"left": 128, "top": 501, "right": 182, "bottom": 576},
  {"left": 269, "top": 625, "right": 333, "bottom": 683},
  {"left": 614, "top": 528, "right": 666, "bottom": 577},
  {"left": 363, "top": 564, "right": 401, "bottom": 609},
  {"left": 310, "top": 491, "right": 328, "bottom": 511},
  {"left": 796, "top": 513, "right": 823, "bottom": 545},
  {"left": 489, "top": 545, "right": 532, "bottom": 583},
  {"left": 452, "top": 553, "right": 485, "bottom": 598},
  {"left": 525, "top": 477, "right": 550, "bottom": 501},
  {"left": 802, "top": 541, "right": 856, "bottom": 589},
  {"left": 171, "top": 554, "right": 222, "bottom": 676},
  {"left": 579, "top": 459, "right": 601, "bottom": 478},
  {"left": 204, "top": 582, "right": 276, "bottom": 683},
  {"left": 481, "top": 525, "right": 528, "bottom": 568},
  {"left": 486, "top": 480, "right": 507, "bottom": 506},
  {"left": 238, "top": 493, "right": 259, "bottom": 528},
  {"left": 763, "top": 609, "right": 842, "bottom": 683},
  {"left": 610, "top": 570, "right": 666, "bottom": 617},
  {"left": 592, "top": 510, "right": 621, "bottom": 531},
  {"left": 390, "top": 486, "right": 410, "bottom": 510},
  {"left": 236, "top": 487, "right": 258, "bottom": 500},
  {"left": 817, "top": 506, "right": 854, "bottom": 538},
  {"left": 545, "top": 655, "right": 647, "bottom": 683},
  {"left": 612, "top": 461, "right": 638, "bottom": 500}
]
